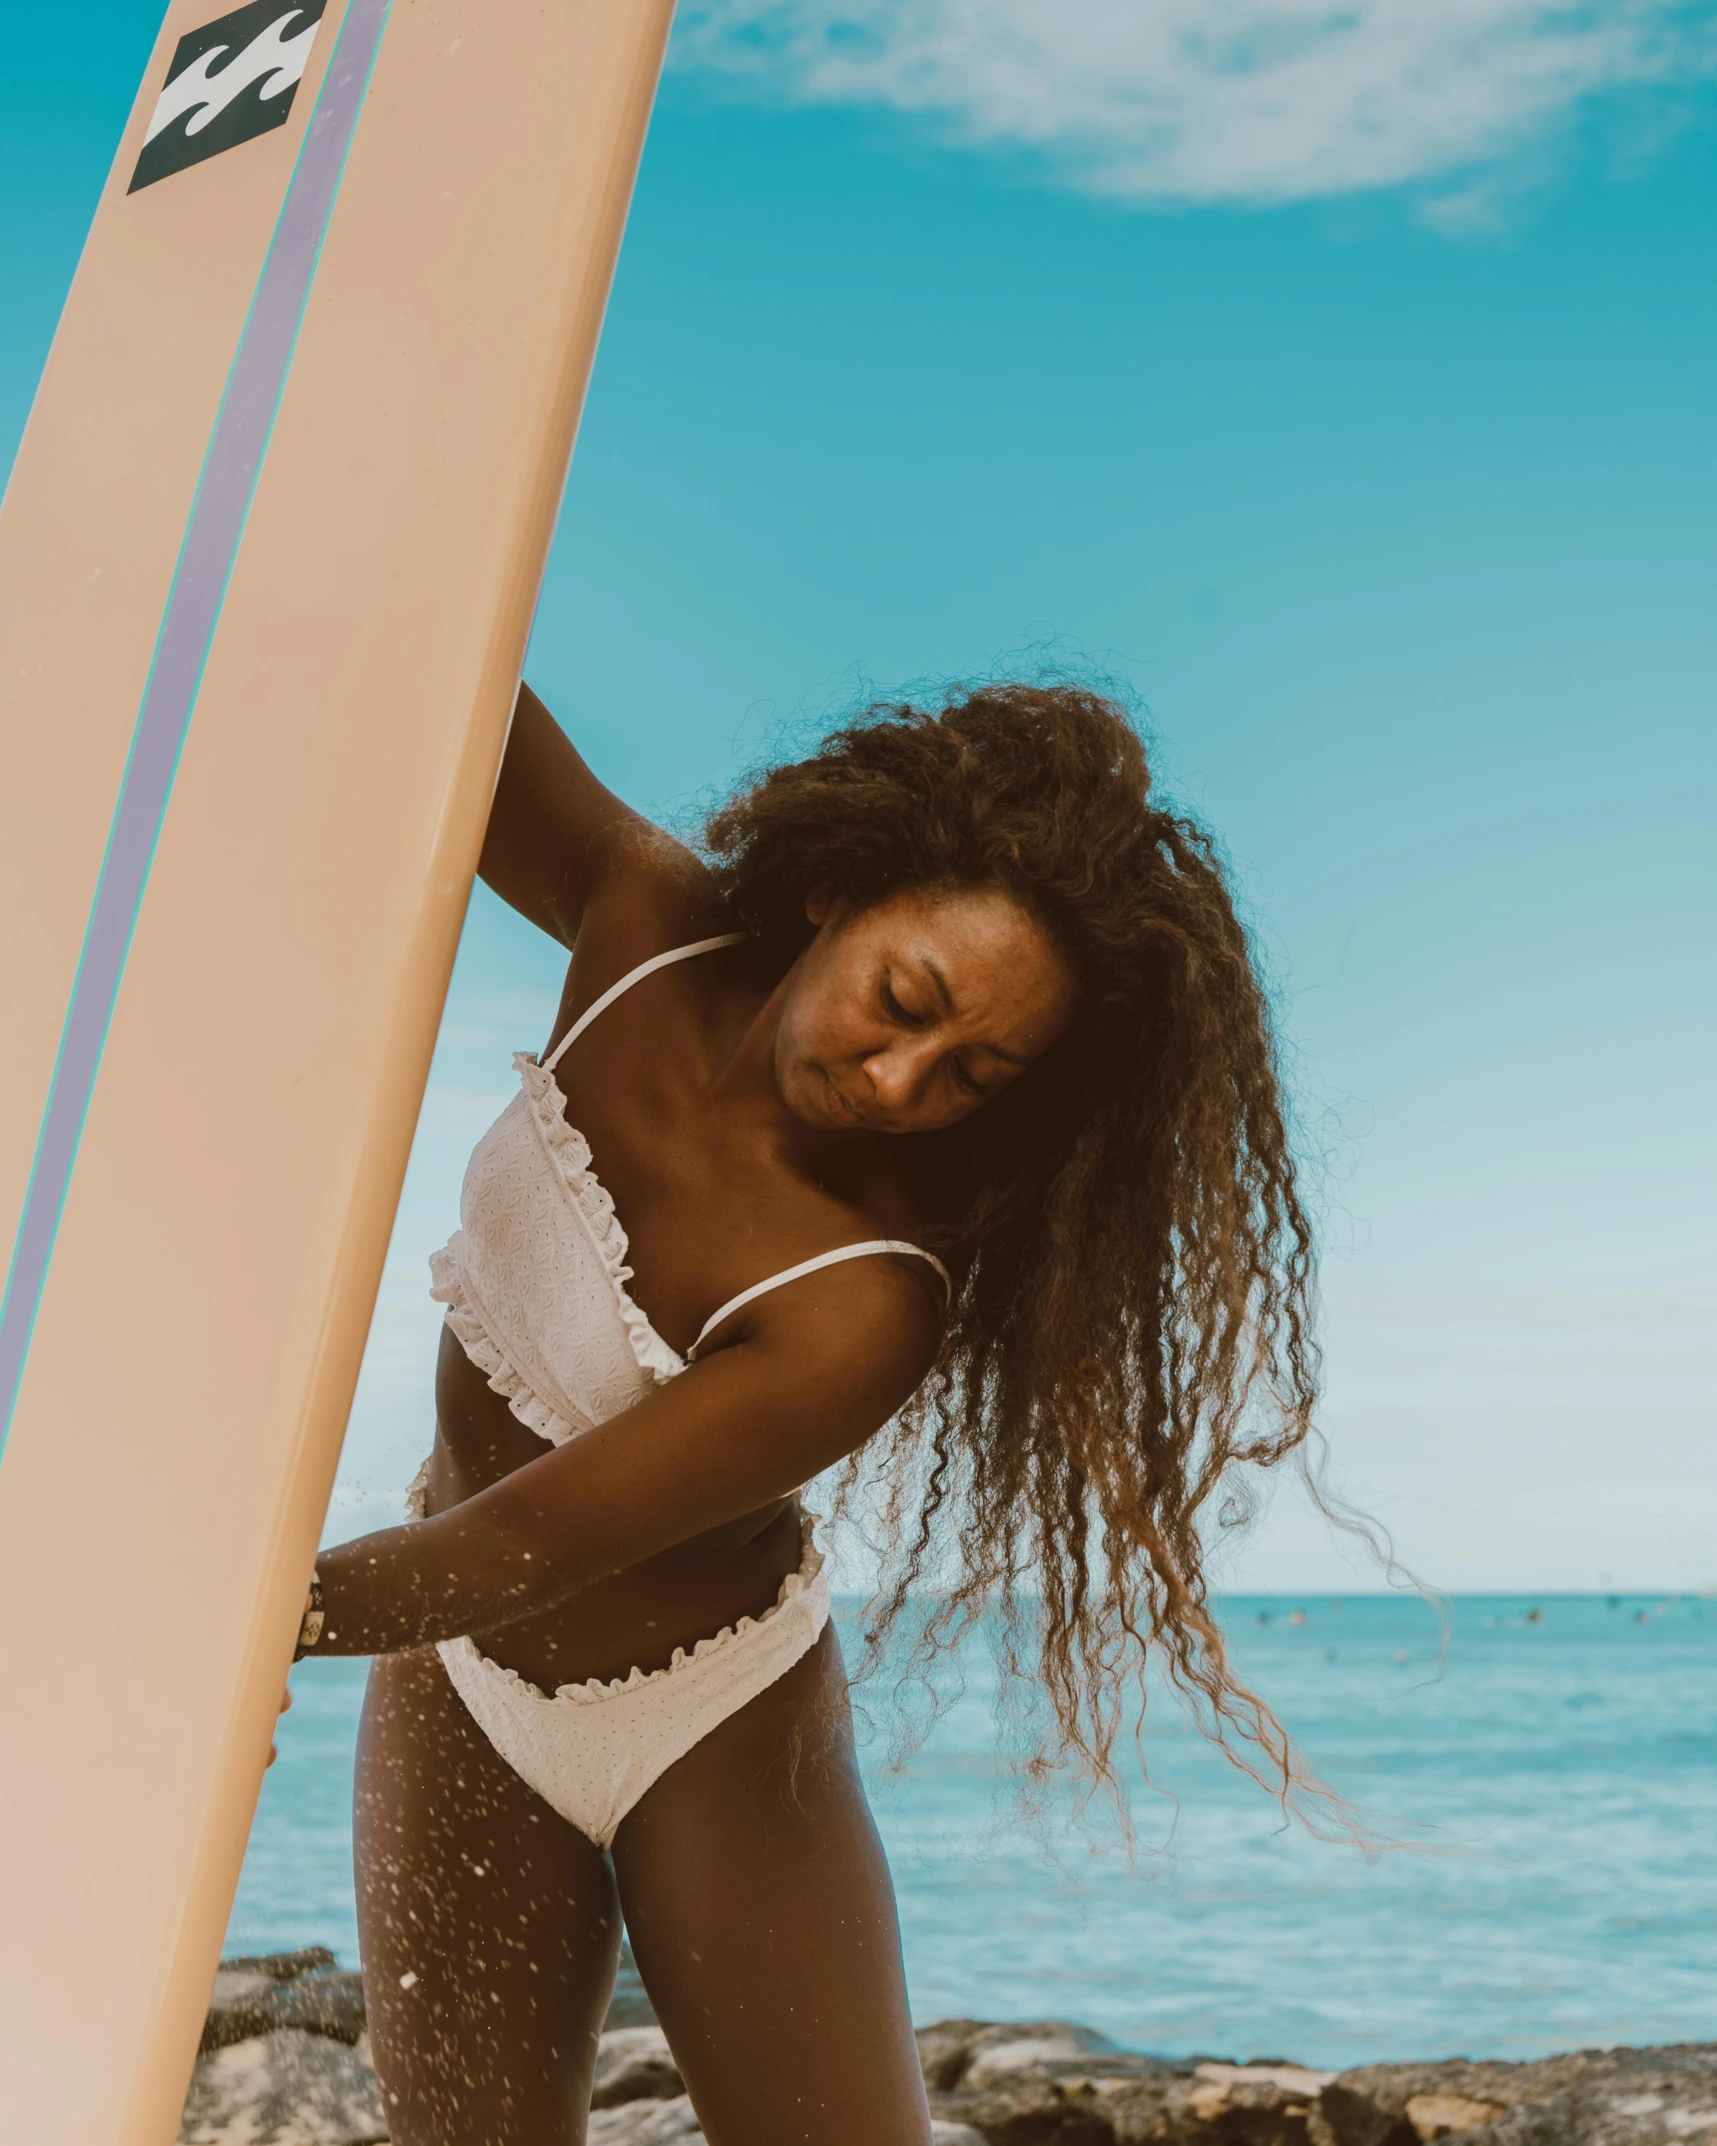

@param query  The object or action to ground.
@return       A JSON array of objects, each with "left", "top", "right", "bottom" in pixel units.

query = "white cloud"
[{"left": 669, "top": 0, "right": 1715, "bottom": 206}]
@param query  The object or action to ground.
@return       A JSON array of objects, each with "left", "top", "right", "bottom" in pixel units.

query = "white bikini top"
[{"left": 428, "top": 935, "right": 950, "bottom": 1448}]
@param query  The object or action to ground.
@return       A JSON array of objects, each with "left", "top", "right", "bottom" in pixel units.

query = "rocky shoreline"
[{"left": 180, "top": 1950, "right": 1717, "bottom": 2144}]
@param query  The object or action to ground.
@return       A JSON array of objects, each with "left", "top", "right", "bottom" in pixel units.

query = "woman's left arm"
[{"left": 303, "top": 1262, "right": 939, "bottom": 1658}]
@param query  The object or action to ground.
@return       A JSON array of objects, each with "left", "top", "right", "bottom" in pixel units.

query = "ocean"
[{"left": 232, "top": 1591, "right": 1715, "bottom": 2072}]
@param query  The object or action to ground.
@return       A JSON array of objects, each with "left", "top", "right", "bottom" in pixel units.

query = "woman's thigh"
[
  {"left": 353, "top": 1647, "right": 621, "bottom": 2146},
  {"left": 610, "top": 1625, "right": 933, "bottom": 2146}
]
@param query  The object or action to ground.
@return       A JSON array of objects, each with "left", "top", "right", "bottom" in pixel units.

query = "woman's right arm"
[
  {"left": 299, "top": 1258, "right": 942, "bottom": 1658},
  {"left": 477, "top": 683, "right": 666, "bottom": 948}
]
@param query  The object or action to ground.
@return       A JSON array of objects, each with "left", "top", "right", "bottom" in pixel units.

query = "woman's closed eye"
[{"left": 881, "top": 976, "right": 928, "bottom": 1027}]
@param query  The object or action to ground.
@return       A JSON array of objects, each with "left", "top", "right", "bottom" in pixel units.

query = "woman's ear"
[{"left": 805, "top": 888, "right": 833, "bottom": 927}]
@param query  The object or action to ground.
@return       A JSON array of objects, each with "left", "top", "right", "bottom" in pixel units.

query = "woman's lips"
[{"left": 821, "top": 1070, "right": 864, "bottom": 1126}]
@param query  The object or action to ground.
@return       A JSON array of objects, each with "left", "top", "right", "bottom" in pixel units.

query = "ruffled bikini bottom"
[{"left": 404, "top": 1464, "right": 830, "bottom": 1848}]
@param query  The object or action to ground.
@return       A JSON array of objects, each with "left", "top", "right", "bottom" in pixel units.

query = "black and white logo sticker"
[{"left": 129, "top": 1, "right": 327, "bottom": 194}]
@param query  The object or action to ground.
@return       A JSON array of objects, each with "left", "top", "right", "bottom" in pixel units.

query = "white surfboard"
[{"left": 0, "top": 3, "right": 674, "bottom": 2136}]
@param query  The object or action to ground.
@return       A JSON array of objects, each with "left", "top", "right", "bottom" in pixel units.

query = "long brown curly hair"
[{"left": 703, "top": 680, "right": 1347, "bottom": 1822}]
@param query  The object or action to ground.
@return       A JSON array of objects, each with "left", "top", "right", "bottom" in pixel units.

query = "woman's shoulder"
[
  {"left": 574, "top": 827, "right": 734, "bottom": 975},
  {"left": 757, "top": 1150, "right": 941, "bottom": 1342},
  {"left": 689, "top": 1180, "right": 946, "bottom": 1396}
]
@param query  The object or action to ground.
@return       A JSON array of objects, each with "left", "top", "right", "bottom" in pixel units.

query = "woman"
[{"left": 296, "top": 678, "right": 1320, "bottom": 2144}]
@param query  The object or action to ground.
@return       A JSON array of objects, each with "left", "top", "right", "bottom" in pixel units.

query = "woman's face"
[{"left": 775, "top": 885, "right": 1079, "bottom": 1136}]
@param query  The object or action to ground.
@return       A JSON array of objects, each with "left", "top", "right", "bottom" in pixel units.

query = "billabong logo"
[{"left": 129, "top": 0, "right": 328, "bottom": 194}]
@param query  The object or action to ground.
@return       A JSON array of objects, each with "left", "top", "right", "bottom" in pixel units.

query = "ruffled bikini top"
[{"left": 429, "top": 935, "right": 951, "bottom": 1447}]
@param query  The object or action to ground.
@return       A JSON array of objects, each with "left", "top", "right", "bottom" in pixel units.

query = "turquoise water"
[{"left": 233, "top": 1593, "right": 1716, "bottom": 2071}]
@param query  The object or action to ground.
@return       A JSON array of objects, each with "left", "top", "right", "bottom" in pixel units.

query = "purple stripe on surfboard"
[{"left": 0, "top": 0, "right": 393, "bottom": 1453}]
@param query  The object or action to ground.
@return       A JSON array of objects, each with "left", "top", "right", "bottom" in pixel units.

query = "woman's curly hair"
[{"left": 704, "top": 680, "right": 1345, "bottom": 1821}]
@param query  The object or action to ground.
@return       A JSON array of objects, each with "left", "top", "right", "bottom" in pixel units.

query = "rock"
[
  {"left": 203, "top": 1941, "right": 652, "bottom": 2044},
  {"left": 1198, "top": 2064, "right": 1336, "bottom": 2103},
  {"left": 222, "top": 1948, "right": 340, "bottom": 1982},
  {"left": 177, "top": 2029, "right": 388, "bottom": 2145},
  {"left": 932, "top": 2069, "right": 1121, "bottom": 2144},
  {"left": 593, "top": 2026, "right": 686, "bottom": 2108},
  {"left": 1182, "top": 2061, "right": 1336, "bottom": 2144},
  {"left": 1087, "top": 2075, "right": 1178, "bottom": 2143},
  {"left": 937, "top": 2055, "right": 1331, "bottom": 2145},
  {"left": 923, "top": 2020, "right": 1201, "bottom": 2145},
  {"left": 919, "top": 2018, "right": 1178, "bottom": 2097},
  {"left": 1322, "top": 2060, "right": 1524, "bottom": 2146},
  {"left": 1404, "top": 2095, "right": 1506, "bottom": 2139},
  {"left": 1320, "top": 2044, "right": 1717, "bottom": 2146},
  {"left": 587, "top": 2095, "right": 704, "bottom": 2143},
  {"left": 202, "top": 1961, "right": 368, "bottom": 2054},
  {"left": 963, "top": 2023, "right": 1134, "bottom": 2092},
  {"left": 201, "top": 1962, "right": 294, "bottom": 2054},
  {"left": 184, "top": 1957, "right": 1717, "bottom": 2146},
  {"left": 1442, "top": 2047, "right": 1717, "bottom": 2145},
  {"left": 923, "top": 2019, "right": 1210, "bottom": 2145},
  {"left": 1095, "top": 2067, "right": 1327, "bottom": 2145},
  {"left": 920, "top": 2021, "right": 1004, "bottom": 2092}
]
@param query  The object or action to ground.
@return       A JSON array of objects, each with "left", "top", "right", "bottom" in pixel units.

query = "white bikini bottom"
[{"left": 404, "top": 1464, "right": 831, "bottom": 1849}]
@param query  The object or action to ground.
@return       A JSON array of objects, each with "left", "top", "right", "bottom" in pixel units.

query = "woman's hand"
[{"left": 267, "top": 1684, "right": 291, "bottom": 1768}]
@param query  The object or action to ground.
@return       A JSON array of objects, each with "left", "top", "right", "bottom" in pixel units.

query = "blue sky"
[{"left": 4, "top": 3, "right": 1713, "bottom": 1589}]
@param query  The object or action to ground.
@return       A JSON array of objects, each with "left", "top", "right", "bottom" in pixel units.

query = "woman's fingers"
[{"left": 268, "top": 1683, "right": 292, "bottom": 1767}]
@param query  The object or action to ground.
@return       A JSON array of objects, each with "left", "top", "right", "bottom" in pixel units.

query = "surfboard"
[{"left": 0, "top": 3, "right": 674, "bottom": 2136}]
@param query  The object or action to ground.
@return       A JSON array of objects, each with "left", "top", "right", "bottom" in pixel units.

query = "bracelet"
[{"left": 293, "top": 1570, "right": 325, "bottom": 1660}]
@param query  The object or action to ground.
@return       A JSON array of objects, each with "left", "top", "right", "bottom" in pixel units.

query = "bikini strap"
[
  {"left": 686, "top": 1241, "right": 952, "bottom": 1362},
  {"left": 539, "top": 934, "right": 747, "bottom": 1074}
]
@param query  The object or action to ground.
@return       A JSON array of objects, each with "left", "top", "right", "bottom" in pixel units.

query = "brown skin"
[{"left": 308, "top": 687, "right": 1077, "bottom": 2144}]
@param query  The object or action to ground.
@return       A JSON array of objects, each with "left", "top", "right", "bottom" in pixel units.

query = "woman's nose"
[{"left": 863, "top": 1039, "right": 927, "bottom": 1114}]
